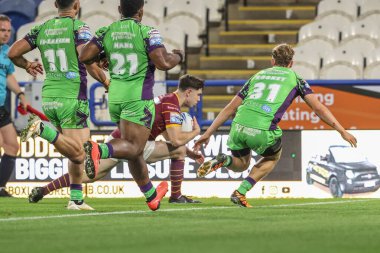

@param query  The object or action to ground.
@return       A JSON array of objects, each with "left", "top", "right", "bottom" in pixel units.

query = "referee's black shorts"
[{"left": 0, "top": 106, "right": 12, "bottom": 128}]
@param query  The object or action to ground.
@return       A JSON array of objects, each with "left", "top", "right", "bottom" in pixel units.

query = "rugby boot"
[
  {"left": 197, "top": 154, "right": 228, "bottom": 178},
  {"left": 147, "top": 181, "right": 168, "bottom": 211},
  {"left": 230, "top": 190, "right": 252, "bottom": 208},
  {"left": 83, "top": 141, "right": 100, "bottom": 179}
]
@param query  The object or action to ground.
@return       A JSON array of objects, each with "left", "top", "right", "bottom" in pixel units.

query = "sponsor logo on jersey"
[
  {"left": 261, "top": 104, "right": 272, "bottom": 113},
  {"left": 66, "top": 72, "right": 77, "bottom": 79},
  {"left": 148, "top": 29, "right": 163, "bottom": 46},
  {"left": 45, "top": 28, "right": 68, "bottom": 36},
  {"left": 78, "top": 26, "right": 92, "bottom": 40},
  {"left": 170, "top": 112, "right": 182, "bottom": 124}
]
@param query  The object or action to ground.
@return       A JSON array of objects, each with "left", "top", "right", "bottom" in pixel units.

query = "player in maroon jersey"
[{"left": 29, "top": 74, "right": 205, "bottom": 204}]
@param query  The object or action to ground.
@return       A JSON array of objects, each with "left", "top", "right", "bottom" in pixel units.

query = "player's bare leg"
[
  {"left": 21, "top": 115, "right": 84, "bottom": 163},
  {"left": 230, "top": 149, "right": 282, "bottom": 208},
  {"left": 148, "top": 141, "right": 201, "bottom": 203},
  {"left": 62, "top": 128, "right": 94, "bottom": 210},
  {"left": 84, "top": 120, "right": 168, "bottom": 211}
]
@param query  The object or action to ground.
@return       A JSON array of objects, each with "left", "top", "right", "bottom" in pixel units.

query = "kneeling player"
[{"left": 29, "top": 74, "right": 205, "bottom": 204}]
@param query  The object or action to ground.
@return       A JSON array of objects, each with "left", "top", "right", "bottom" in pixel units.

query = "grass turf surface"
[{"left": 1, "top": 198, "right": 380, "bottom": 253}]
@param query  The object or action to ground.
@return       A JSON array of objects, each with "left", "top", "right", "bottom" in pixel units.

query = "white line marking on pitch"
[{"left": 0, "top": 199, "right": 373, "bottom": 222}]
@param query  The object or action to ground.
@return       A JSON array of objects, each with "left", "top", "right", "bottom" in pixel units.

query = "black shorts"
[{"left": 0, "top": 106, "right": 12, "bottom": 128}]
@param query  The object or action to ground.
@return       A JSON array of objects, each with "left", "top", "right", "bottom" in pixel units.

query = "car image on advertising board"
[{"left": 306, "top": 145, "right": 380, "bottom": 197}]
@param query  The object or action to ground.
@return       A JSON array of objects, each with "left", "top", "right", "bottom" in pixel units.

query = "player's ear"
[
  {"left": 54, "top": 1, "right": 58, "bottom": 9},
  {"left": 73, "top": 0, "right": 80, "bottom": 12},
  {"left": 118, "top": 5, "right": 121, "bottom": 15}
]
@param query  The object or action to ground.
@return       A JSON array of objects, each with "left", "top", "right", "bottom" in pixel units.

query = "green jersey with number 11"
[
  {"left": 91, "top": 18, "right": 164, "bottom": 103},
  {"left": 235, "top": 66, "right": 313, "bottom": 130},
  {"left": 25, "top": 17, "right": 92, "bottom": 99}
]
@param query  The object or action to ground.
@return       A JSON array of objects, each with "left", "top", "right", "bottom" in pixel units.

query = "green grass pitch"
[{"left": 1, "top": 198, "right": 380, "bottom": 253}]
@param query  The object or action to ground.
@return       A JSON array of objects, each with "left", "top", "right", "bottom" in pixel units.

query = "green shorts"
[
  {"left": 227, "top": 122, "right": 282, "bottom": 155},
  {"left": 109, "top": 100, "right": 155, "bottom": 129},
  {"left": 42, "top": 97, "right": 89, "bottom": 129}
]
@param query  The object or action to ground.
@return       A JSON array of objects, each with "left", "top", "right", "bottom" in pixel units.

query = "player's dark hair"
[
  {"left": 56, "top": 0, "right": 76, "bottom": 9},
  {"left": 178, "top": 74, "right": 205, "bottom": 91},
  {"left": 0, "top": 14, "right": 11, "bottom": 22},
  {"left": 120, "top": 0, "right": 144, "bottom": 18},
  {"left": 272, "top": 43, "right": 294, "bottom": 67}
]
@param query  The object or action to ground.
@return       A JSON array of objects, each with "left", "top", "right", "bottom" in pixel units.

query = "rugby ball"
[{"left": 181, "top": 112, "right": 193, "bottom": 132}]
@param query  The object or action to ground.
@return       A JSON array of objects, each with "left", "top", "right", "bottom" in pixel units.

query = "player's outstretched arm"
[
  {"left": 303, "top": 93, "right": 357, "bottom": 147},
  {"left": 149, "top": 48, "right": 183, "bottom": 71},
  {"left": 8, "top": 39, "right": 43, "bottom": 77},
  {"left": 194, "top": 96, "right": 242, "bottom": 151}
]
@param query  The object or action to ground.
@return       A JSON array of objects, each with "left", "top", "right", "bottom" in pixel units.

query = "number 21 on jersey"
[{"left": 110, "top": 53, "right": 138, "bottom": 75}]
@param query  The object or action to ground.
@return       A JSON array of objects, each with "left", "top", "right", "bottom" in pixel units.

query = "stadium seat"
[
  {"left": 82, "top": 15, "right": 115, "bottom": 33},
  {"left": 358, "top": 0, "right": 380, "bottom": 19},
  {"left": 363, "top": 47, "right": 380, "bottom": 78},
  {"left": 315, "top": 13, "right": 352, "bottom": 30},
  {"left": 164, "top": 0, "right": 206, "bottom": 48},
  {"left": 320, "top": 47, "right": 364, "bottom": 79},
  {"left": 35, "top": 0, "right": 57, "bottom": 22},
  {"left": 144, "top": 0, "right": 165, "bottom": 26},
  {"left": 340, "top": 20, "right": 379, "bottom": 56},
  {"left": 292, "top": 46, "right": 321, "bottom": 79},
  {"left": 80, "top": 0, "right": 119, "bottom": 21},
  {"left": 204, "top": 0, "right": 224, "bottom": 23},
  {"left": 298, "top": 21, "right": 340, "bottom": 48},
  {"left": 317, "top": 0, "right": 358, "bottom": 22},
  {"left": 157, "top": 23, "right": 186, "bottom": 74},
  {"left": 1, "top": 0, "right": 37, "bottom": 30}
]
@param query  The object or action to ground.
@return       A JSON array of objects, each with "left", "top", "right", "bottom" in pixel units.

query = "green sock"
[
  {"left": 70, "top": 189, "right": 83, "bottom": 201},
  {"left": 223, "top": 155, "right": 232, "bottom": 167},
  {"left": 39, "top": 123, "right": 58, "bottom": 143},
  {"left": 237, "top": 179, "right": 256, "bottom": 195},
  {"left": 98, "top": 143, "right": 110, "bottom": 159},
  {"left": 144, "top": 187, "right": 156, "bottom": 200}
]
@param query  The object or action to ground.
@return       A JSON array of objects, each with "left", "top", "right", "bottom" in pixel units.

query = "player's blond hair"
[
  {"left": 272, "top": 44, "right": 294, "bottom": 67},
  {"left": 0, "top": 14, "right": 11, "bottom": 22}
]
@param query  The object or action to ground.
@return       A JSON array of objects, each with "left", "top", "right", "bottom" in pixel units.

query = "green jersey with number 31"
[{"left": 235, "top": 66, "right": 313, "bottom": 130}]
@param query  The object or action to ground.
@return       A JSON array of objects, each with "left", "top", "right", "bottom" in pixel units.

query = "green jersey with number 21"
[{"left": 91, "top": 18, "right": 164, "bottom": 103}]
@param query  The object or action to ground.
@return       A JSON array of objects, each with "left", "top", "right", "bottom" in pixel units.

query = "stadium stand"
[
  {"left": 317, "top": 0, "right": 358, "bottom": 22},
  {"left": 292, "top": 46, "right": 321, "bottom": 79},
  {"left": 163, "top": 0, "right": 206, "bottom": 48},
  {"left": 298, "top": 21, "right": 340, "bottom": 48},
  {"left": 363, "top": 47, "right": 380, "bottom": 78},
  {"left": 358, "top": 0, "right": 380, "bottom": 18},
  {"left": 143, "top": 0, "right": 165, "bottom": 26},
  {"left": 35, "top": 0, "right": 57, "bottom": 22},
  {"left": 80, "top": 0, "right": 119, "bottom": 21},
  {"left": 320, "top": 47, "right": 364, "bottom": 79},
  {"left": 0, "top": 0, "right": 37, "bottom": 31},
  {"left": 7, "top": 0, "right": 380, "bottom": 124},
  {"left": 340, "top": 20, "right": 379, "bottom": 56}
]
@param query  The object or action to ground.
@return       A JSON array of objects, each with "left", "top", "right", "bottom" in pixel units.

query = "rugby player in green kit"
[
  {"left": 194, "top": 44, "right": 357, "bottom": 208},
  {"left": 79, "top": 0, "right": 183, "bottom": 211},
  {"left": 8, "top": 0, "right": 109, "bottom": 210}
]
